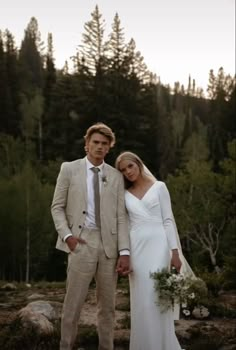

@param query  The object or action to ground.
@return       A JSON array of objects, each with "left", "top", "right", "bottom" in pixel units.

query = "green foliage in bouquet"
[{"left": 150, "top": 268, "right": 208, "bottom": 313}]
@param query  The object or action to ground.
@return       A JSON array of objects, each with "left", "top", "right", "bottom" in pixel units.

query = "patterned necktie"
[{"left": 91, "top": 167, "right": 101, "bottom": 227}]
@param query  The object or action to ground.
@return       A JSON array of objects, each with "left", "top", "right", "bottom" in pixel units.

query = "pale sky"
[{"left": 0, "top": 0, "right": 235, "bottom": 91}]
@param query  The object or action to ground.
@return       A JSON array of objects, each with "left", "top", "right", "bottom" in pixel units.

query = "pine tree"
[
  {"left": 5, "top": 30, "right": 21, "bottom": 136},
  {"left": 79, "top": 5, "right": 107, "bottom": 76},
  {"left": 105, "top": 13, "right": 126, "bottom": 73},
  {"left": 207, "top": 67, "right": 236, "bottom": 167},
  {"left": 44, "top": 33, "right": 56, "bottom": 106},
  {"left": 18, "top": 17, "right": 44, "bottom": 96},
  {"left": 43, "top": 33, "right": 56, "bottom": 161},
  {"left": 124, "top": 38, "right": 150, "bottom": 82},
  {"left": 0, "top": 30, "right": 9, "bottom": 134}
]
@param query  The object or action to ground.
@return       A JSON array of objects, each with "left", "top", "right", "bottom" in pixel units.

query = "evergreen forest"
[{"left": 0, "top": 6, "right": 235, "bottom": 287}]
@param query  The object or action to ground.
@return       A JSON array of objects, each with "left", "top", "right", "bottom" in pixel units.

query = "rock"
[
  {"left": 18, "top": 308, "right": 54, "bottom": 334},
  {"left": 17, "top": 300, "right": 63, "bottom": 335},
  {"left": 192, "top": 306, "right": 210, "bottom": 319},
  {"left": 1, "top": 283, "right": 17, "bottom": 291},
  {"left": 175, "top": 320, "right": 199, "bottom": 340},
  {"left": 219, "top": 346, "right": 236, "bottom": 350},
  {"left": 19, "top": 300, "right": 62, "bottom": 321},
  {"left": 176, "top": 328, "right": 192, "bottom": 340},
  {"left": 218, "top": 291, "right": 236, "bottom": 309},
  {"left": 27, "top": 293, "right": 45, "bottom": 300}
]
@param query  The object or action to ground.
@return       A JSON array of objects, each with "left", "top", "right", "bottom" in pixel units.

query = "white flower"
[
  {"left": 176, "top": 274, "right": 184, "bottom": 281},
  {"left": 171, "top": 275, "right": 177, "bottom": 282},
  {"left": 188, "top": 292, "right": 195, "bottom": 299},
  {"left": 182, "top": 309, "right": 191, "bottom": 316},
  {"left": 101, "top": 175, "right": 108, "bottom": 186},
  {"left": 150, "top": 268, "right": 208, "bottom": 314}
]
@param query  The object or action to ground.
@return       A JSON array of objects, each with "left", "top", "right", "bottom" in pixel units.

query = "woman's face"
[{"left": 119, "top": 159, "right": 141, "bottom": 183}]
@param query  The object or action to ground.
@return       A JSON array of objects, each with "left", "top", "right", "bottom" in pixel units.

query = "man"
[{"left": 51, "top": 123, "right": 130, "bottom": 350}]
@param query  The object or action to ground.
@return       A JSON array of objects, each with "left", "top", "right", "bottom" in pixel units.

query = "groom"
[{"left": 51, "top": 123, "right": 130, "bottom": 350}]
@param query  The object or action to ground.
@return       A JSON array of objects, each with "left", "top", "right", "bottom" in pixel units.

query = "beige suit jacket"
[{"left": 51, "top": 157, "right": 130, "bottom": 258}]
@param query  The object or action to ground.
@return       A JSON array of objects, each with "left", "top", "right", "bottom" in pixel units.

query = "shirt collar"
[{"left": 86, "top": 157, "right": 104, "bottom": 172}]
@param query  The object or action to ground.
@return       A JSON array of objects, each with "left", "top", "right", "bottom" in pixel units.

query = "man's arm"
[{"left": 51, "top": 163, "right": 72, "bottom": 241}]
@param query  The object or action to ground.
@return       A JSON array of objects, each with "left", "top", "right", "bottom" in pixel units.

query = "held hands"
[
  {"left": 171, "top": 249, "right": 182, "bottom": 273},
  {"left": 116, "top": 255, "right": 132, "bottom": 276},
  {"left": 65, "top": 235, "right": 87, "bottom": 251}
]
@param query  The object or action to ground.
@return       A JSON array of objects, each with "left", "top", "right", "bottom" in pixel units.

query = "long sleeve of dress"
[{"left": 158, "top": 182, "right": 178, "bottom": 250}]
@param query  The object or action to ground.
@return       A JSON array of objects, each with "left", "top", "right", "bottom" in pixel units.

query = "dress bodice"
[{"left": 125, "top": 182, "right": 163, "bottom": 229}]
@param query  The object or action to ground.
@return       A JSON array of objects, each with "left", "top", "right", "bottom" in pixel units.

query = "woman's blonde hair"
[{"left": 115, "top": 151, "right": 146, "bottom": 188}]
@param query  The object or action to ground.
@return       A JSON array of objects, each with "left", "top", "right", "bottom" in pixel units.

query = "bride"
[{"left": 115, "top": 151, "right": 192, "bottom": 350}]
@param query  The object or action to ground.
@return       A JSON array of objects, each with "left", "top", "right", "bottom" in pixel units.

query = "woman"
[{"left": 115, "top": 151, "right": 185, "bottom": 350}]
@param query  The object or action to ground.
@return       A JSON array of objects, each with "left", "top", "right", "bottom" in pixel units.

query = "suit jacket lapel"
[{"left": 80, "top": 157, "right": 88, "bottom": 204}]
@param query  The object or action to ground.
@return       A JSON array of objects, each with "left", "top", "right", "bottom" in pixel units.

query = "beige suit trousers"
[{"left": 60, "top": 228, "right": 118, "bottom": 350}]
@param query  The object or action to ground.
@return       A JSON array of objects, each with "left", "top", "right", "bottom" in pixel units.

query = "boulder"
[
  {"left": 17, "top": 300, "right": 62, "bottom": 334},
  {"left": 192, "top": 305, "right": 210, "bottom": 319},
  {"left": 27, "top": 293, "right": 45, "bottom": 300},
  {"left": 1, "top": 283, "right": 17, "bottom": 291},
  {"left": 18, "top": 308, "right": 54, "bottom": 334}
]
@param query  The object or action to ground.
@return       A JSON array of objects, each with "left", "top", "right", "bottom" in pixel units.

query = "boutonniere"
[{"left": 101, "top": 175, "right": 108, "bottom": 186}]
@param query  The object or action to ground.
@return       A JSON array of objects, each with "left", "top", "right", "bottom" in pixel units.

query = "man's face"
[{"left": 86, "top": 132, "right": 110, "bottom": 165}]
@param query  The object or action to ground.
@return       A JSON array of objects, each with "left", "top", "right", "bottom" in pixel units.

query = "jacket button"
[
  {"left": 82, "top": 210, "right": 86, "bottom": 214},
  {"left": 79, "top": 225, "right": 82, "bottom": 229}
]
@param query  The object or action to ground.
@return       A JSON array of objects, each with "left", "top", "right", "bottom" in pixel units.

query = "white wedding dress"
[{"left": 125, "top": 181, "right": 182, "bottom": 350}]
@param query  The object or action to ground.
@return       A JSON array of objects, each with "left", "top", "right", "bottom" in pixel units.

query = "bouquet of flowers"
[{"left": 150, "top": 268, "right": 208, "bottom": 314}]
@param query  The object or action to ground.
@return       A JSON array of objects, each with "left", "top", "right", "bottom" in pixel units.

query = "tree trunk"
[
  {"left": 209, "top": 249, "right": 221, "bottom": 273},
  {"left": 38, "top": 116, "right": 43, "bottom": 161},
  {"left": 25, "top": 166, "right": 30, "bottom": 283}
]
